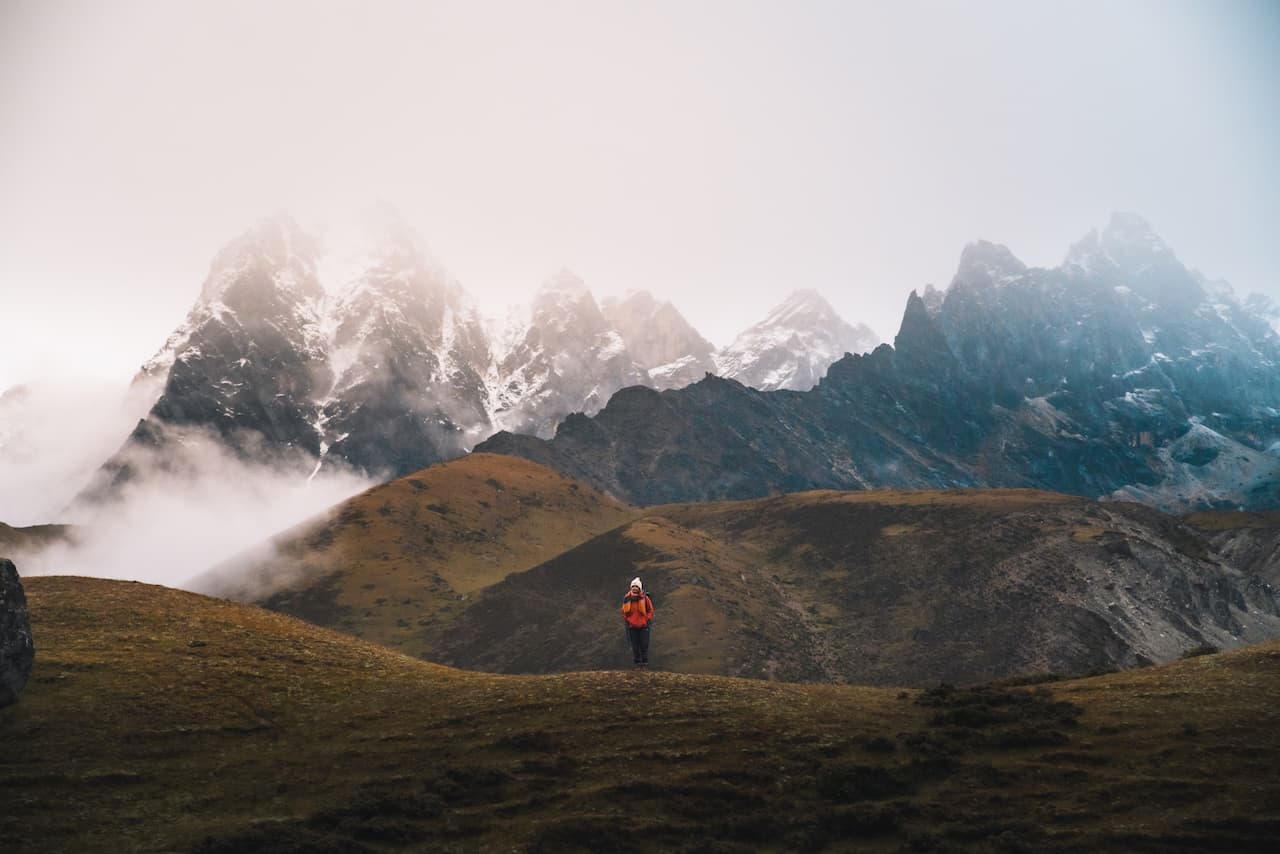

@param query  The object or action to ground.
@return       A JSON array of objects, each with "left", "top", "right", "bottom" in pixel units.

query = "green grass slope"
[{"left": 3, "top": 576, "right": 1279, "bottom": 853}]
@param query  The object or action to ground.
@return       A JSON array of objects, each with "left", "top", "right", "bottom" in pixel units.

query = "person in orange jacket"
[{"left": 621, "top": 576, "right": 654, "bottom": 667}]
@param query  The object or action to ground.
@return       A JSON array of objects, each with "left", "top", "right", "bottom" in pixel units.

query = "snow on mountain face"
[
  {"left": 490, "top": 270, "right": 650, "bottom": 438},
  {"left": 80, "top": 209, "right": 889, "bottom": 497},
  {"left": 150, "top": 214, "right": 330, "bottom": 451},
  {"left": 601, "top": 291, "right": 717, "bottom": 391},
  {"left": 315, "top": 218, "right": 494, "bottom": 475},
  {"left": 716, "top": 289, "right": 880, "bottom": 391}
]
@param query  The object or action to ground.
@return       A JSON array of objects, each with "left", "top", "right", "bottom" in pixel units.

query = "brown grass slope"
[
  {"left": 4, "top": 576, "right": 1280, "bottom": 853},
  {"left": 428, "top": 489, "right": 1280, "bottom": 685},
  {"left": 191, "top": 453, "right": 637, "bottom": 656}
]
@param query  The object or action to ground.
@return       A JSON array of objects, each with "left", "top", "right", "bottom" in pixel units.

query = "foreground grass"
[{"left": 3, "top": 577, "right": 1279, "bottom": 852}]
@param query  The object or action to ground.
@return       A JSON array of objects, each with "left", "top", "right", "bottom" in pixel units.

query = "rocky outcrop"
[{"left": 1, "top": 558, "right": 35, "bottom": 707}]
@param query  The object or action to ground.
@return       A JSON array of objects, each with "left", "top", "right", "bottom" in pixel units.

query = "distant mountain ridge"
[
  {"left": 479, "top": 213, "right": 1280, "bottom": 512},
  {"left": 79, "top": 206, "right": 875, "bottom": 500}
]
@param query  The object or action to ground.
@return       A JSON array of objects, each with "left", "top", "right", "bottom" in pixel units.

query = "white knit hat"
[{"left": 630, "top": 577, "right": 642, "bottom": 591}]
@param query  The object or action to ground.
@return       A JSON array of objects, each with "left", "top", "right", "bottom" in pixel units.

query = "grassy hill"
[
  {"left": 200, "top": 458, "right": 1280, "bottom": 685},
  {"left": 192, "top": 452, "right": 638, "bottom": 655},
  {"left": 3, "top": 576, "right": 1279, "bottom": 853},
  {"left": 428, "top": 488, "right": 1280, "bottom": 684}
]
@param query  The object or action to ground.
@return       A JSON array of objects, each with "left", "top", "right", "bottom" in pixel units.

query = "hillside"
[
  {"left": 211, "top": 465, "right": 1280, "bottom": 686},
  {"left": 424, "top": 489, "right": 1280, "bottom": 684},
  {"left": 191, "top": 453, "right": 638, "bottom": 655},
  {"left": 0, "top": 522, "right": 74, "bottom": 556},
  {"left": 3, "top": 575, "right": 1279, "bottom": 853}
]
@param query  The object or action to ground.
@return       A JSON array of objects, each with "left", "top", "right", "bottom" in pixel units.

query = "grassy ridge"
[
  {"left": 194, "top": 453, "right": 638, "bottom": 656},
  {"left": 429, "top": 486, "right": 1279, "bottom": 685},
  {"left": 3, "top": 576, "right": 1279, "bottom": 852}
]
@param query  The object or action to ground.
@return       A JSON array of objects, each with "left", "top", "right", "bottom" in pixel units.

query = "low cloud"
[
  {"left": 0, "top": 378, "right": 157, "bottom": 525},
  {"left": 6, "top": 405, "right": 375, "bottom": 590}
]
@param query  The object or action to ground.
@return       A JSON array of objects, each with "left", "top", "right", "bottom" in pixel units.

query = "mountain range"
[
  {"left": 36, "top": 208, "right": 1280, "bottom": 517},
  {"left": 69, "top": 205, "right": 877, "bottom": 502},
  {"left": 479, "top": 213, "right": 1280, "bottom": 512}
]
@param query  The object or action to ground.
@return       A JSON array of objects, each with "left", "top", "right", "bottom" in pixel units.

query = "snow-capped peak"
[
  {"left": 762, "top": 289, "right": 842, "bottom": 326},
  {"left": 716, "top": 290, "right": 879, "bottom": 391}
]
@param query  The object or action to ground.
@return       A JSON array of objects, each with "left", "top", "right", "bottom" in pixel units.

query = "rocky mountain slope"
[
  {"left": 479, "top": 214, "right": 1280, "bottom": 512},
  {"left": 11, "top": 574, "right": 1280, "bottom": 852},
  {"left": 1183, "top": 510, "right": 1280, "bottom": 585}
]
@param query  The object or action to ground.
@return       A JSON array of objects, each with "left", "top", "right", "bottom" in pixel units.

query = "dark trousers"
[{"left": 626, "top": 626, "right": 650, "bottom": 664}]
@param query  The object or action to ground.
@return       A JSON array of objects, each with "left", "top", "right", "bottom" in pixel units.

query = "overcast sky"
[{"left": 2, "top": 0, "right": 1278, "bottom": 393}]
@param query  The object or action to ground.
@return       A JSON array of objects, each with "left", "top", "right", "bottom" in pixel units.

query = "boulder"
[{"left": 1, "top": 557, "right": 35, "bottom": 707}]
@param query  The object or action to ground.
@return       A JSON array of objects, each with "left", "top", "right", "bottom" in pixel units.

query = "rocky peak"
[
  {"left": 530, "top": 269, "right": 605, "bottom": 329},
  {"left": 891, "top": 289, "right": 962, "bottom": 376},
  {"left": 762, "top": 289, "right": 842, "bottom": 327},
  {"left": 953, "top": 240, "right": 1027, "bottom": 286},
  {"left": 601, "top": 290, "right": 716, "bottom": 377},
  {"left": 1066, "top": 211, "right": 1177, "bottom": 278},
  {"left": 717, "top": 290, "right": 879, "bottom": 391},
  {"left": 536, "top": 268, "right": 592, "bottom": 301},
  {"left": 1101, "top": 211, "right": 1173, "bottom": 261},
  {"left": 200, "top": 213, "right": 323, "bottom": 307}
]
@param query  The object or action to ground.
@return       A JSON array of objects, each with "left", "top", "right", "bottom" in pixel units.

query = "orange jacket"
[{"left": 621, "top": 592, "right": 654, "bottom": 628}]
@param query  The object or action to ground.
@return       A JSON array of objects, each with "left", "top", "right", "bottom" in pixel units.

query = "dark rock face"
[
  {"left": 478, "top": 215, "right": 1280, "bottom": 511},
  {"left": 1, "top": 558, "right": 35, "bottom": 707}
]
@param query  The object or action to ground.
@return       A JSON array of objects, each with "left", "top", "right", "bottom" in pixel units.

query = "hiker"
[{"left": 621, "top": 576, "right": 654, "bottom": 667}]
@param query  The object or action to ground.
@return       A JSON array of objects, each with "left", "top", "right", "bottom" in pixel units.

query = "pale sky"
[{"left": 2, "top": 0, "right": 1278, "bottom": 393}]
